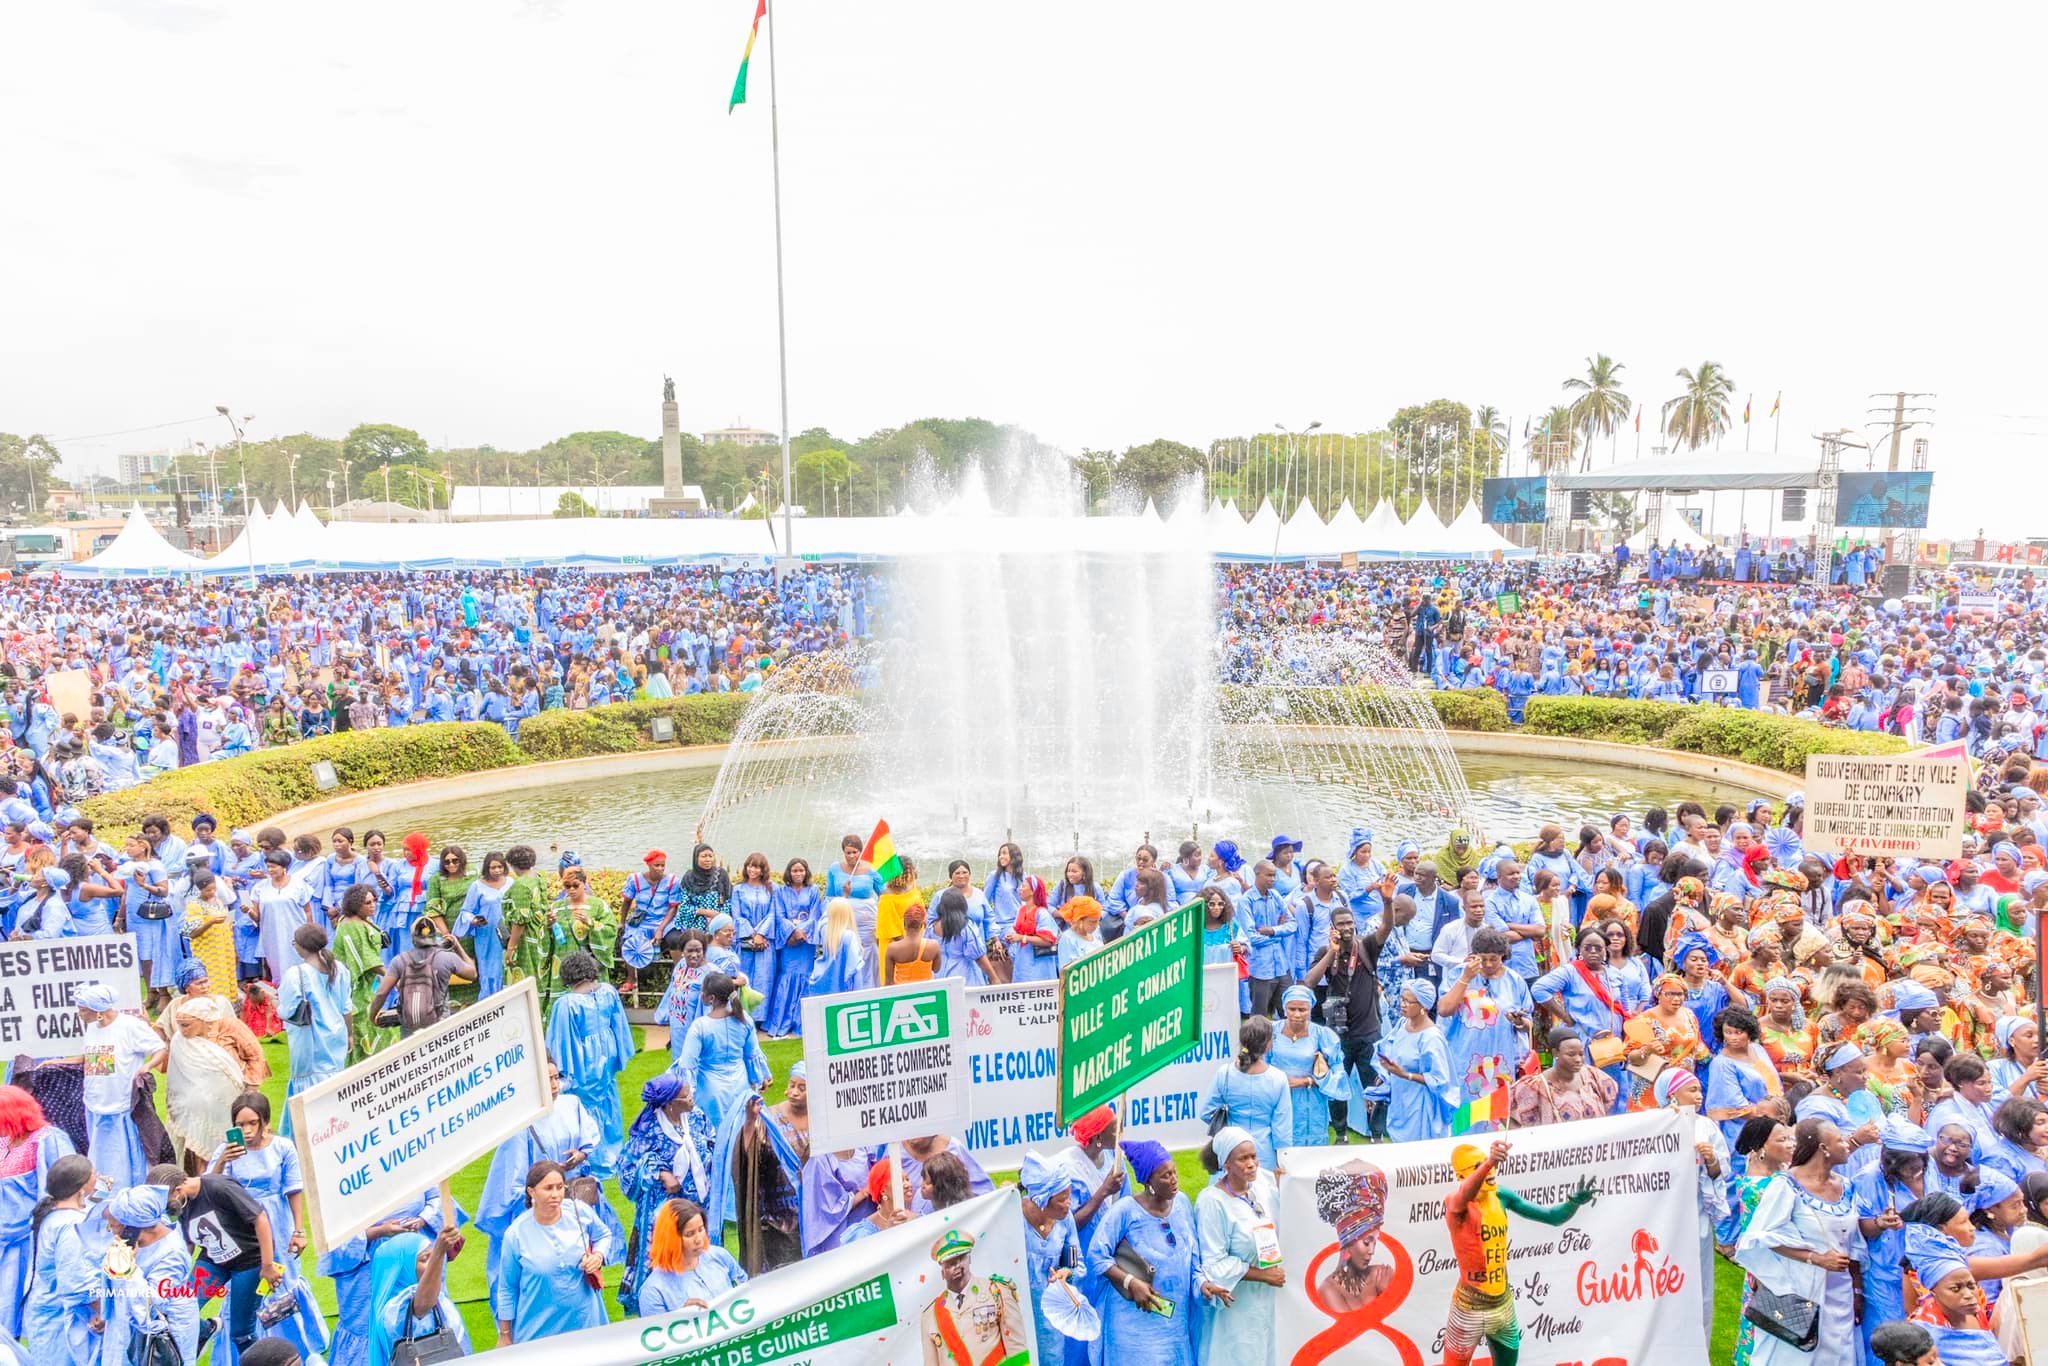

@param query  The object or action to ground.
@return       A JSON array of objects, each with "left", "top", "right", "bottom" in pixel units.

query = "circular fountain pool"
[{"left": 365, "top": 745, "right": 1768, "bottom": 873}]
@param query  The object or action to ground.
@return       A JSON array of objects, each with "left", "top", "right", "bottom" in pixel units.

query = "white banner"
[
  {"left": 1805, "top": 740, "right": 1971, "bottom": 859},
  {"left": 964, "top": 963, "right": 1238, "bottom": 1168},
  {"left": 489, "top": 1188, "right": 1035, "bottom": 1366},
  {"left": 289, "top": 977, "right": 551, "bottom": 1253},
  {"left": 804, "top": 978, "right": 972, "bottom": 1153},
  {"left": 0, "top": 934, "right": 143, "bottom": 1059},
  {"left": 1276, "top": 1109, "right": 1703, "bottom": 1365}
]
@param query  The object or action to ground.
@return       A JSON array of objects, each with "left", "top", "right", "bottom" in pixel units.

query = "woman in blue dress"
[
  {"left": 1376, "top": 980, "right": 1460, "bottom": 1142},
  {"left": 1199, "top": 887, "right": 1251, "bottom": 1016},
  {"left": 452, "top": 851, "right": 512, "bottom": 998},
  {"left": 619, "top": 850, "right": 680, "bottom": 993},
  {"left": 377, "top": 833, "right": 433, "bottom": 966},
  {"left": 808, "top": 897, "right": 866, "bottom": 1000},
  {"left": 1017, "top": 1150, "right": 1089, "bottom": 1366},
  {"left": 1852, "top": 1117, "right": 1932, "bottom": 1366},
  {"left": 0, "top": 1085, "right": 77, "bottom": 1344},
  {"left": 207, "top": 1090, "right": 332, "bottom": 1366},
  {"left": 731, "top": 851, "right": 779, "bottom": 1013},
  {"left": 366, "top": 1226, "right": 472, "bottom": 1366},
  {"left": 1268, "top": 985, "right": 1346, "bottom": 1147},
  {"left": 638, "top": 1197, "right": 749, "bottom": 1314},
  {"left": 100, "top": 1184, "right": 199, "bottom": 1366},
  {"left": 823, "top": 836, "right": 879, "bottom": 985},
  {"left": 114, "top": 834, "right": 179, "bottom": 996},
  {"left": 1089, "top": 1139, "right": 1208, "bottom": 1366},
  {"left": 320, "top": 1186, "right": 455, "bottom": 1366},
  {"left": 1198, "top": 1017, "right": 1291, "bottom": 1169},
  {"left": 618, "top": 1070, "right": 717, "bottom": 1314},
  {"left": 1706, "top": 1007, "right": 1786, "bottom": 1157},
  {"left": 278, "top": 922, "right": 352, "bottom": 1137},
  {"left": 477, "top": 1060, "right": 617, "bottom": 1281},
  {"left": 492, "top": 1160, "right": 611, "bottom": 1346},
  {"left": 18, "top": 1152, "right": 95, "bottom": 1364},
  {"left": 546, "top": 949, "right": 636, "bottom": 1178},
  {"left": 933, "top": 888, "right": 995, "bottom": 986},
  {"left": 762, "top": 858, "right": 821, "bottom": 1036},
  {"left": 677, "top": 972, "right": 770, "bottom": 1128},
  {"left": 1433, "top": 927, "right": 1532, "bottom": 1122}
]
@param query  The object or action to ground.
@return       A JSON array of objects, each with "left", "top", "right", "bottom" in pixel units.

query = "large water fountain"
[{"left": 693, "top": 458, "right": 1490, "bottom": 874}]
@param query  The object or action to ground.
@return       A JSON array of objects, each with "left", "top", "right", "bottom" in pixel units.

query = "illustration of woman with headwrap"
[{"left": 1314, "top": 1160, "right": 1395, "bottom": 1313}]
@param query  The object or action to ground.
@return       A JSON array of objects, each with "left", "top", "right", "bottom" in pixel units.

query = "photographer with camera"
[{"left": 368, "top": 917, "right": 476, "bottom": 1037}]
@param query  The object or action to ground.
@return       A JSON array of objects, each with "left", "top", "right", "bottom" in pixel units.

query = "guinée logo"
[
  {"left": 964, "top": 1008, "right": 992, "bottom": 1040},
  {"left": 1574, "top": 1228, "right": 1686, "bottom": 1307}
]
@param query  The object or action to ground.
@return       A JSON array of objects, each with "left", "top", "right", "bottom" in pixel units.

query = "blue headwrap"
[
  {"left": 1348, "top": 828, "right": 1374, "bottom": 855},
  {"left": 1213, "top": 841, "right": 1244, "bottom": 873},
  {"left": 789, "top": 1061, "right": 806, "bottom": 1080},
  {"left": 1120, "top": 1139, "right": 1171, "bottom": 1185},
  {"left": 1018, "top": 1151, "right": 1068, "bottom": 1207},
  {"left": 558, "top": 850, "right": 583, "bottom": 871},
  {"left": 1395, "top": 840, "right": 1420, "bottom": 861},
  {"left": 1903, "top": 1222, "right": 1971, "bottom": 1291},
  {"left": 707, "top": 913, "right": 735, "bottom": 936},
  {"left": 175, "top": 961, "right": 209, "bottom": 989},
  {"left": 1281, "top": 985, "right": 1316, "bottom": 1011},
  {"left": 1997, "top": 1015, "right": 2030, "bottom": 1054},
  {"left": 108, "top": 1184, "right": 169, "bottom": 1230},
  {"left": 1887, "top": 980, "right": 1940, "bottom": 1016},
  {"left": 1670, "top": 931, "right": 1720, "bottom": 971},
  {"left": 1403, "top": 979, "right": 1438, "bottom": 1013},
  {"left": 641, "top": 1071, "right": 685, "bottom": 1108},
  {"left": 1878, "top": 1116, "right": 1934, "bottom": 1155},
  {"left": 1972, "top": 1166, "right": 2021, "bottom": 1213},
  {"left": 365, "top": 1232, "right": 434, "bottom": 1366},
  {"left": 75, "top": 982, "right": 117, "bottom": 1013}
]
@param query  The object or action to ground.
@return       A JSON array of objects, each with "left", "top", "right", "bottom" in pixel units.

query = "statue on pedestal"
[{"left": 663, "top": 375, "right": 676, "bottom": 404}]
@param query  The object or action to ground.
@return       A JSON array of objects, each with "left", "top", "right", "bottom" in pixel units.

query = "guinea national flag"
[
  {"left": 1451, "top": 1082, "right": 1508, "bottom": 1135},
  {"left": 861, "top": 818, "right": 903, "bottom": 883},
  {"left": 729, "top": 0, "right": 767, "bottom": 113}
]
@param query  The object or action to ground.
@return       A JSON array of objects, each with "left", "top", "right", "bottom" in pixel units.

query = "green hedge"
[
  {"left": 1521, "top": 696, "right": 1911, "bottom": 774},
  {"left": 513, "top": 694, "right": 754, "bottom": 761},
  {"left": 1217, "top": 686, "right": 1511, "bottom": 734},
  {"left": 79, "top": 723, "right": 523, "bottom": 837}
]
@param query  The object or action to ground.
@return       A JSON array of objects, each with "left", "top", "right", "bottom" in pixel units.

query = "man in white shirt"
[{"left": 1429, "top": 887, "right": 1505, "bottom": 980}]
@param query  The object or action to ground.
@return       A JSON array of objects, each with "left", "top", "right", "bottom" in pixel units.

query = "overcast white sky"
[{"left": 4, "top": 1, "right": 2044, "bottom": 536}]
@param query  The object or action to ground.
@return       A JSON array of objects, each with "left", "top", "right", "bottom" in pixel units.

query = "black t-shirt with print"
[{"left": 179, "top": 1175, "right": 264, "bottom": 1271}]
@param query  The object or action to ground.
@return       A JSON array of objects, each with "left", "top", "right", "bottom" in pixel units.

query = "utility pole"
[{"left": 1866, "top": 391, "right": 1935, "bottom": 471}]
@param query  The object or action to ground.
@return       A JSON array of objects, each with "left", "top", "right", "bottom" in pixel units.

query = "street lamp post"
[{"left": 1271, "top": 420, "right": 1321, "bottom": 561}]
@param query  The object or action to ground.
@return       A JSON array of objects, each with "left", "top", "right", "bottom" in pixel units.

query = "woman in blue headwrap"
[
  {"left": 1852, "top": 1116, "right": 1930, "bottom": 1365},
  {"left": 1268, "top": 985, "right": 1346, "bottom": 1147},
  {"left": 1207, "top": 841, "right": 1250, "bottom": 902},
  {"left": 206, "top": 1090, "right": 332, "bottom": 1366},
  {"left": 18, "top": 1152, "right": 96, "bottom": 1363},
  {"left": 546, "top": 949, "right": 635, "bottom": 1178},
  {"left": 365, "top": 1226, "right": 470, "bottom": 1366},
  {"left": 1195, "top": 1125, "right": 1279, "bottom": 1366},
  {"left": 320, "top": 1187, "right": 457, "bottom": 1366},
  {"left": 1375, "top": 979, "right": 1459, "bottom": 1142},
  {"left": 1990, "top": 1014, "right": 2047, "bottom": 1103},
  {"left": 75, "top": 979, "right": 165, "bottom": 1191},
  {"left": 1671, "top": 930, "right": 1731, "bottom": 1048},
  {"left": 617, "top": 1070, "right": 716, "bottom": 1315},
  {"left": 1018, "top": 1150, "right": 1089, "bottom": 1366},
  {"left": 1337, "top": 828, "right": 1385, "bottom": 912},
  {"left": 1090, "top": 1139, "right": 1205, "bottom": 1366},
  {"left": 100, "top": 1182, "right": 199, "bottom": 1366},
  {"left": 476, "top": 1059, "right": 615, "bottom": 1282},
  {"left": 1197, "top": 1018, "right": 1289, "bottom": 1169},
  {"left": 1902, "top": 1208, "right": 2005, "bottom": 1366},
  {"left": 708, "top": 1063, "right": 807, "bottom": 1274}
]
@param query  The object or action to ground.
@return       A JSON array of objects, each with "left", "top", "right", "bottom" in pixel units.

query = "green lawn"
[{"left": 194, "top": 1032, "right": 1750, "bottom": 1353}]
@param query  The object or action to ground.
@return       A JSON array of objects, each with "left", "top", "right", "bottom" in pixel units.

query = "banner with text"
[
  {"left": 966, "top": 962, "right": 1236, "bottom": 1167},
  {"left": 290, "top": 977, "right": 551, "bottom": 1253},
  {"left": 1058, "top": 899, "right": 1203, "bottom": 1124},
  {"left": 0, "top": 934, "right": 144, "bottom": 1059},
  {"left": 490, "top": 1188, "right": 1032, "bottom": 1366},
  {"left": 805, "top": 978, "right": 971, "bottom": 1153},
  {"left": 1805, "top": 740, "right": 1970, "bottom": 859},
  {"left": 1276, "top": 1109, "right": 1703, "bottom": 1365}
]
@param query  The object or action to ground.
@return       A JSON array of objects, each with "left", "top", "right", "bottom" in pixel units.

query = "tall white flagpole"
[{"left": 766, "top": 0, "right": 795, "bottom": 555}]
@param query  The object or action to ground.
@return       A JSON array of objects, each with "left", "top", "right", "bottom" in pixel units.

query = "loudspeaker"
[
  {"left": 1781, "top": 488, "right": 1807, "bottom": 520},
  {"left": 1881, "top": 563, "right": 1911, "bottom": 597},
  {"left": 1569, "top": 490, "right": 1591, "bottom": 520}
]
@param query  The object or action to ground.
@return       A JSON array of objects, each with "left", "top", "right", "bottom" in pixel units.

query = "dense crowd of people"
[{"left": 0, "top": 548, "right": 2044, "bottom": 1364}]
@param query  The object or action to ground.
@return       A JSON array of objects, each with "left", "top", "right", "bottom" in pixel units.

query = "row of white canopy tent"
[{"left": 66, "top": 496, "right": 1526, "bottom": 577}]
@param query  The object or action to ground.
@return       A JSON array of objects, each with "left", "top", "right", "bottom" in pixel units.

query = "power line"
[{"left": 45, "top": 414, "right": 220, "bottom": 445}]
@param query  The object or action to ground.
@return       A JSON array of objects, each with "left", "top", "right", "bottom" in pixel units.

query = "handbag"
[
  {"left": 390, "top": 1308, "right": 466, "bottom": 1365},
  {"left": 283, "top": 968, "right": 314, "bottom": 1028},
  {"left": 257, "top": 1283, "right": 302, "bottom": 1327},
  {"left": 1206, "top": 1105, "right": 1231, "bottom": 1137},
  {"left": 135, "top": 897, "right": 173, "bottom": 921},
  {"left": 1742, "top": 1282, "right": 1820, "bottom": 1351},
  {"left": 126, "top": 1327, "right": 183, "bottom": 1366}
]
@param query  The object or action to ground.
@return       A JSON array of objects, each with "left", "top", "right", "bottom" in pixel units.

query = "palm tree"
[
  {"left": 1667, "top": 361, "right": 1736, "bottom": 450},
  {"left": 1562, "top": 354, "right": 1629, "bottom": 471},
  {"left": 1529, "top": 406, "right": 1577, "bottom": 472},
  {"left": 1472, "top": 405, "right": 1508, "bottom": 469}
]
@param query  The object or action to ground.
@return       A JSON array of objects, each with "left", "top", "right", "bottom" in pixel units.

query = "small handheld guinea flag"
[
  {"left": 862, "top": 818, "right": 903, "bottom": 882},
  {"left": 1451, "top": 1081, "right": 1509, "bottom": 1135}
]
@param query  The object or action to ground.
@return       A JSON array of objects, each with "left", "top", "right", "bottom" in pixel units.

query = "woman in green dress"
[
  {"left": 334, "top": 884, "right": 397, "bottom": 1061},
  {"left": 503, "top": 845, "right": 551, "bottom": 987},
  {"left": 1727, "top": 1115, "right": 1794, "bottom": 1366},
  {"left": 557, "top": 869, "right": 620, "bottom": 977},
  {"left": 425, "top": 844, "right": 475, "bottom": 938}
]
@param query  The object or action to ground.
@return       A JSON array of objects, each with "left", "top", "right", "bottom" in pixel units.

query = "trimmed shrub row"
[{"left": 1521, "top": 696, "right": 1911, "bottom": 773}]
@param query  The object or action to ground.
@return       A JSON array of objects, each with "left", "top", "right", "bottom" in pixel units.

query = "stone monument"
[{"left": 649, "top": 374, "right": 702, "bottom": 516}]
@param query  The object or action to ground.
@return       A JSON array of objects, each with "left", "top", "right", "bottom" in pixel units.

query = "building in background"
[
  {"left": 702, "top": 424, "right": 779, "bottom": 448},
  {"left": 116, "top": 449, "right": 172, "bottom": 484},
  {"left": 448, "top": 483, "right": 708, "bottom": 520}
]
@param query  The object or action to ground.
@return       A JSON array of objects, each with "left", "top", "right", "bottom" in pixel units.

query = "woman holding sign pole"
[{"left": 1089, "top": 1139, "right": 1205, "bottom": 1366}]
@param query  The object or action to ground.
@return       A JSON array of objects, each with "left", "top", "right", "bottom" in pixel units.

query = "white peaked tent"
[
  {"left": 60, "top": 508, "right": 211, "bottom": 577},
  {"left": 1324, "top": 498, "right": 1368, "bottom": 554},
  {"left": 1626, "top": 505, "right": 1713, "bottom": 552},
  {"left": 1280, "top": 497, "right": 1335, "bottom": 558},
  {"left": 1222, "top": 497, "right": 1283, "bottom": 560},
  {"left": 1445, "top": 501, "right": 1519, "bottom": 554},
  {"left": 1361, "top": 500, "right": 1403, "bottom": 543},
  {"left": 1399, "top": 501, "right": 1450, "bottom": 554}
]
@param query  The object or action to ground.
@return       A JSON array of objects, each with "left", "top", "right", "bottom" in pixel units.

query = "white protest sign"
[
  {"left": 42, "top": 668, "right": 93, "bottom": 725},
  {"left": 1805, "top": 739, "right": 1971, "bottom": 859},
  {"left": 0, "top": 934, "right": 143, "bottom": 1058},
  {"left": 802, "top": 978, "right": 970, "bottom": 1153},
  {"left": 487, "top": 1188, "right": 1034, "bottom": 1366},
  {"left": 963, "top": 963, "right": 1237, "bottom": 1168},
  {"left": 1276, "top": 1109, "right": 1704, "bottom": 1363},
  {"left": 289, "top": 976, "right": 551, "bottom": 1253}
]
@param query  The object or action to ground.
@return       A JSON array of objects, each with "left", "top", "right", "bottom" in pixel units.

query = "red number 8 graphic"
[{"left": 1291, "top": 1231, "right": 1424, "bottom": 1366}]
